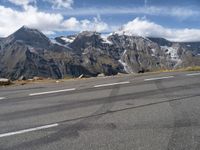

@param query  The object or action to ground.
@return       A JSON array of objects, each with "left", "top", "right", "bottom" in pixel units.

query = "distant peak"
[
  {"left": 79, "top": 31, "right": 100, "bottom": 37},
  {"left": 21, "top": 25, "right": 29, "bottom": 29},
  {"left": 18, "top": 25, "right": 38, "bottom": 32},
  {"left": 6, "top": 26, "right": 51, "bottom": 48}
]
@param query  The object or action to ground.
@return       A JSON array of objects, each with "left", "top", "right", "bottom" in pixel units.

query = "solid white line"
[
  {"left": 94, "top": 81, "right": 130, "bottom": 88},
  {"left": 144, "top": 76, "right": 174, "bottom": 81},
  {"left": 186, "top": 73, "right": 200, "bottom": 76},
  {"left": 0, "top": 97, "right": 5, "bottom": 100},
  {"left": 0, "top": 123, "right": 59, "bottom": 138},
  {"left": 29, "top": 88, "right": 76, "bottom": 96}
]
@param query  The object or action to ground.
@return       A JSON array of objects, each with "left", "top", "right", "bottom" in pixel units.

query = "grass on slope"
[
  {"left": 184, "top": 66, "right": 200, "bottom": 71},
  {"left": 155, "top": 66, "right": 200, "bottom": 73}
]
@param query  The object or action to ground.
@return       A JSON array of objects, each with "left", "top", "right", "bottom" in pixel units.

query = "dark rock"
[{"left": 0, "top": 26, "right": 199, "bottom": 80}]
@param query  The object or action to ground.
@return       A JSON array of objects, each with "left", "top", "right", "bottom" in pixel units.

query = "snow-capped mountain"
[{"left": 0, "top": 26, "right": 199, "bottom": 80}]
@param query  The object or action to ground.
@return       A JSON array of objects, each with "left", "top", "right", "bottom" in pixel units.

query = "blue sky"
[{"left": 0, "top": 0, "right": 200, "bottom": 41}]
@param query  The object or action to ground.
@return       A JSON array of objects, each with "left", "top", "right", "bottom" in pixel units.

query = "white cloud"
[
  {"left": 62, "top": 16, "right": 108, "bottom": 32},
  {"left": 8, "top": 0, "right": 29, "bottom": 6},
  {"left": 116, "top": 17, "right": 200, "bottom": 42},
  {"left": 8, "top": 0, "right": 73, "bottom": 10},
  {"left": 1, "top": 4, "right": 200, "bottom": 42},
  {"left": 60, "top": 6, "right": 200, "bottom": 18},
  {"left": 0, "top": 5, "right": 63, "bottom": 36},
  {"left": 8, "top": 0, "right": 37, "bottom": 9},
  {"left": 45, "top": 0, "right": 74, "bottom": 9},
  {"left": 62, "top": 17, "right": 79, "bottom": 29},
  {"left": 0, "top": 5, "right": 108, "bottom": 37}
]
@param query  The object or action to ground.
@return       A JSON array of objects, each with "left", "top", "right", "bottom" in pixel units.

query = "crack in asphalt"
[
  {"left": 1, "top": 82, "right": 200, "bottom": 121},
  {"left": 155, "top": 80, "right": 196, "bottom": 150},
  {"left": 2, "top": 78, "right": 200, "bottom": 149},
  {"left": 1, "top": 78, "right": 123, "bottom": 150}
]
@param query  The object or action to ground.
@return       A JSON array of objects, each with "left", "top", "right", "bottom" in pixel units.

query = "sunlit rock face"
[{"left": 0, "top": 27, "right": 199, "bottom": 80}]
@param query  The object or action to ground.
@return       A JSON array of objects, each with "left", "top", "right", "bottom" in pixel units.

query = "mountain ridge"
[{"left": 0, "top": 26, "right": 199, "bottom": 80}]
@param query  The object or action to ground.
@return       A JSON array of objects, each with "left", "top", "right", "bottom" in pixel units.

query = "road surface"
[{"left": 0, "top": 71, "right": 200, "bottom": 150}]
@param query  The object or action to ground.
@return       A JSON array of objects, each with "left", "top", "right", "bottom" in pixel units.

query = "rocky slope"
[
  {"left": 0, "top": 27, "right": 122, "bottom": 80},
  {"left": 0, "top": 26, "right": 199, "bottom": 80},
  {"left": 149, "top": 37, "right": 200, "bottom": 67}
]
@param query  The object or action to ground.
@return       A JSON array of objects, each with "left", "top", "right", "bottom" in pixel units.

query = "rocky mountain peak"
[
  {"left": 148, "top": 37, "right": 172, "bottom": 47},
  {"left": 12, "top": 26, "right": 43, "bottom": 38},
  {"left": 5, "top": 26, "right": 51, "bottom": 48},
  {"left": 78, "top": 31, "right": 101, "bottom": 37},
  {"left": 0, "top": 27, "right": 200, "bottom": 80},
  {"left": 68, "top": 31, "right": 103, "bottom": 53}
]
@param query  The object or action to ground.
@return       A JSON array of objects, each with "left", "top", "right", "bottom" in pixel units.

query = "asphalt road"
[{"left": 0, "top": 71, "right": 200, "bottom": 150}]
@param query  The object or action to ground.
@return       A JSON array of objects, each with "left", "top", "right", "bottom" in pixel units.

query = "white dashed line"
[
  {"left": 186, "top": 73, "right": 200, "bottom": 76},
  {"left": 0, "top": 97, "right": 5, "bottom": 100},
  {"left": 144, "top": 76, "right": 174, "bottom": 81},
  {"left": 94, "top": 81, "right": 130, "bottom": 88},
  {"left": 29, "top": 88, "right": 76, "bottom": 96},
  {"left": 0, "top": 123, "right": 59, "bottom": 138}
]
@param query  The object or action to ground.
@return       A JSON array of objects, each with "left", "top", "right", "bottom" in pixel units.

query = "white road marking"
[
  {"left": 0, "top": 97, "right": 5, "bottom": 100},
  {"left": 94, "top": 81, "right": 130, "bottom": 88},
  {"left": 29, "top": 88, "right": 76, "bottom": 96},
  {"left": 144, "top": 76, "right": 174, "bottom": 81},
  {"left": 186, "top": 73, "right": 200, "bottom": 76},
  {"left": 0, "top": 123, "right": 59, "bottom": 138}
]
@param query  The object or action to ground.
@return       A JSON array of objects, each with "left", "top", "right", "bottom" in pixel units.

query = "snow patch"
[
  {"left": 118, "top": 50, "right": 131, "bottom": 73},
  {"left": 28, "top": 46, "right": 37, "bottom": 53},
  {"left": 119, "top": 59, "right": 129, "bottom": 72},
  {"left": 61, "top": 37, "right": 75, "bottom": 43},
  {"left": 82, "top": 51, "right": 89, "bottom": 55},
  {"left": 187, "top": 44, "right": 191, "bottom": 47},
  {"left": 161, "top": 46, "right": 180, "bottom": 61},
  {"left": 51, "top": 39, "right": 64, "bottom": 46},
  {"left": 174, "top": 59, "right": 182, "bottom": 68},
  {"left": 50, "top": 39, "right": 72, "bottom": 50},
  {"left": 101, "top": 34, "right": 113, "bottom": 45},
  {"left": 151, "top": 48, "right": 156, "bottom": 56}
]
